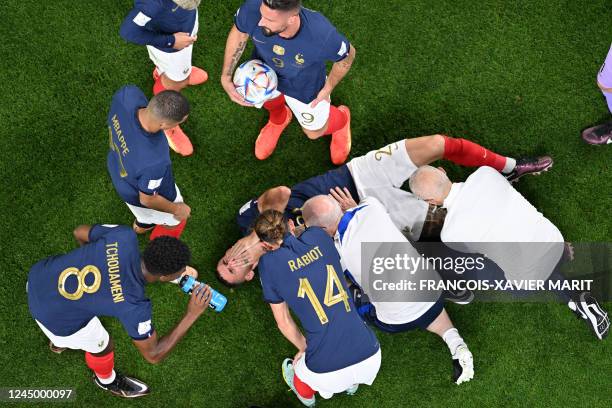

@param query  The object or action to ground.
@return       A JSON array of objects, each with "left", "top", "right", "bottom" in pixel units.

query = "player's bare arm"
[
  {"left": 270, "top": 301, "right": 307, "bottom": 358},
  {"left": 139, "top": 191, "right": 191, "bottom": 221},
  {"left": 133, "top": 284, "right": 211, "bottom": 364},
  {"left": 73, "top": 224, "right": 93, "bottom": 246},
  {"left": 311, "top": 45, "right": 356, "bottom": 107},
  {"left": 221, "top": 25, "right": 253, "bottom": 106}
]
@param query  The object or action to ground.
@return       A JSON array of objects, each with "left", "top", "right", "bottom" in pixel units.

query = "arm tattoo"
[{"left": 226, "top": 40, "right": 247, "bottom": 76}]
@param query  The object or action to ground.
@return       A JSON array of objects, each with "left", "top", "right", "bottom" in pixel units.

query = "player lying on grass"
[
  {"left": 120, "top": 0, "right": 208, "bottom": 155},
  {"left": 301, "top": 194, "right": 474, "bottom": 385},
  {"left": 216, "top": 133, "right": 553, "bottom": 286},
  {"left": 27, "top": 225, "right": 212, "bottom": 398},
  {"left": 107, "top": 85, "right": 192, "bottom": 240},
  {"left": 582, "top": 42, "right": 612, "bottom": 145},
  {"left": 221, "top": 0, "right": 355, "bottom": 164},
  {"left": 253, "top": 210, "right": 381, "bottom": 406},
  {"left": 409, "top": 165, "right": 610, "bottom": 340}
]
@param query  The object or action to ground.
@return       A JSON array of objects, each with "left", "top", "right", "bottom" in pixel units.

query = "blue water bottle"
[{"left": 179, "top": 275, "right": 227, "bottom": 312}]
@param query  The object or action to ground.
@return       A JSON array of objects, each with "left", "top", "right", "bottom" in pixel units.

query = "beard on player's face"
[{"left": 262, "top": 25, "right": 286, "bottom": 37}]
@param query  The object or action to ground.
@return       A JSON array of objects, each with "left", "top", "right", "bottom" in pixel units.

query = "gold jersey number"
[
  {"left": 58, "top": 265, "right": 102, "bottom": 301},
  {"left": 297, "top": 264, "right": 351, "bottom": 324}
]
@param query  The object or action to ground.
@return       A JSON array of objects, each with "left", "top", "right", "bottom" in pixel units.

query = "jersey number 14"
[{"left": 297, "top": 265, "right": 351, "bottom": 325}]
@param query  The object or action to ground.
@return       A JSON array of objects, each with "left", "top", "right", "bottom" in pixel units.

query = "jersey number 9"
[{"left": 297, "top": 264, "right": 351, "bottom": 325}]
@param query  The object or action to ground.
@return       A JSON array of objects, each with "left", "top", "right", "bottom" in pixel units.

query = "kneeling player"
[
  {"left": 253, "top": 210, "right": 381, "bottom": 406},
  {"left": 27, "top": 224, "right": 212, "bottom": 397},
  {"left": 302, "top": 195, "right": 474, "bottom": 384},
  {"left": 216, "top": 133, "right": 553, "bottom": 286}
]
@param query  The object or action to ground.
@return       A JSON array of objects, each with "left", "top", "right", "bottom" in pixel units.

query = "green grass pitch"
[{"left": 0, "top": 0, "right": 610, "bottom": 406}]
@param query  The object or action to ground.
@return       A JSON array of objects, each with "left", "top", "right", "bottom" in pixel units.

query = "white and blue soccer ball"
[{"left": 233, "top": 59, "right": 278, "bottom": 105}]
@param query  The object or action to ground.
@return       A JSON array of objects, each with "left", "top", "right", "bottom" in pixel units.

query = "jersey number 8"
[
  {"left": 58, "top": 265, "right": 102, "bottom": 301},
  {"left": 297, "top": 264, "right": 351, "bottom": 325}
]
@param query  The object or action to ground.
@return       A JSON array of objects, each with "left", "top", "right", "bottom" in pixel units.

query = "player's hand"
[
  {"left": 293, "top": 349, "right": 305, "bottom": 363},
  {"left": 221, "top": 75, "right": 254, "bottom": 107},
  {"left": 181, "top": 266, "right": 199, "bottom": 280},
  {"left": 187, "top": 284, "right": 211, "bottom": 317},
  {"left": 310, "top": 86, "right": 332, "bottom": 108},
  {"left": 173, "top": 32, "right": 197, "bottom": 50},
  {"left": 329, "top": 186, "right": 358, "bottom": 212},
  {"left": 173, "top": 203, "right": 191, "bottom": 221}
]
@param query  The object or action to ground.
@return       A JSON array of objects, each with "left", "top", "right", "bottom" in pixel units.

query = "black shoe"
[
  {"left": 505, "top": 156, "right": 554, "bottom": 183},
  {"left": 443, "top": 288, "right": 474, "bottom": 305},
  {"left": 581, "top": 120, "right": 612, "bottom": 145},
  {"left": 93, "top": 372, "right": 150, "bottom": 398},
  {"left": 568, "top": 292, "right": 610, "bottom": 340}
]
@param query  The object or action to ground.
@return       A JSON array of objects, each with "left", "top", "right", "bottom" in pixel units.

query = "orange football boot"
[
  {"left": 329, "top": 105, "right": 352, "bottom": 165},
  {"left": 255, "top": 107, "right": 292, "bottom": 160},
  {"left": 165, "top": 125, "right": 194, "bottom": 156}
]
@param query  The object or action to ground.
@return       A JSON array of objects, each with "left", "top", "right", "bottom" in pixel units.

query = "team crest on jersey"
[
  {"left": 294, "top": 53, "right": 305, "bottom": 65},
  {"left": 273, "top": 45, "right": 285, "bottom": 56}
]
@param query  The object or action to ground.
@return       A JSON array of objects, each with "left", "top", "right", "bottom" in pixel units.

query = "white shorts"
[
  {"left": 285, "top": 94, "right": 331, "bottom": 131},
  {"left": 146, "top": 11, "right": 199, "bottom": 82},
  {"left": 127, "top": 185, "right": 183, "bottom": 227},
  {"left": 347, "top": 141, "right": 429, "bottom": 240},
  {"left": 294, "top": 348, "right": 381, "bottom": 399},
  {"left": 36, "top": 317, "right": 109, "bottom": 354}
]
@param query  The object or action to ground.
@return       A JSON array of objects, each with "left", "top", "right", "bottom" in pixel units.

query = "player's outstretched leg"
[
  {"left": 426, "top": 309, "right": 474, "bottom": 385},
  {"left": 86, "top": 342, "right": 149, "bottom": 398},
  {"left": 282, "top": 359, "right": 316, "bottom": 407},
  {"left": 404, "top": 134, "right": 553, "bottom": 182},
  {"left": 582, "top": 120, "right": 612, "bottom": 145},
  {"left": 568, "top": 292, "right": 610, "bottom": 340},
  {"left": 255, "top": 95, "right": 293, "bottom": 160}
]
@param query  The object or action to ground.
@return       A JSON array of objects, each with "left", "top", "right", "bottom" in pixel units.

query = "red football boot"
[{"left": 330, "top": 105, "right": 352, "bottom": 165}]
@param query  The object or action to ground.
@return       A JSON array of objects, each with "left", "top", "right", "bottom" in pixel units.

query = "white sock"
[
  {"left": 442, "top": 328, "right": 465, "bottom": 357},
  {"left": 502, "top": 157, "right": 517, "bottom": 174},
  {"left": 97, "top": 369, "right": 116, "bottom": 385}
]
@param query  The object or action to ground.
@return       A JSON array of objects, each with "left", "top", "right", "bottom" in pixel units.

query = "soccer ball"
[{"left": 233, "top": 59, "right": 278, "bottom": 105}]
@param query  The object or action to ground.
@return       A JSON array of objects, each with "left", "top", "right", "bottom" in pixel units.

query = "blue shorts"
[{"left": 364, "top": 298, "right": 445, "bottom": 333}]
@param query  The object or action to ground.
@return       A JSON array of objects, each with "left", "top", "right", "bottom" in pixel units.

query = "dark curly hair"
[{"left": 143, "top": 236, "right": 191, "bottom": 276}]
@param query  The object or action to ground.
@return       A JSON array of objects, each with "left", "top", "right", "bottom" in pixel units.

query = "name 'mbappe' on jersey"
[
  {"left": 27, "top": 225, "right": 154, "bottom": 340},
  {"left": 106, "top": 85, "right": 177, "bottom": 207},
  {"left": 234, "top": 0, "right": 351, "bottom": 104},
  {"left": 258, "top": 227, "right": 379, "bottom": 373}
]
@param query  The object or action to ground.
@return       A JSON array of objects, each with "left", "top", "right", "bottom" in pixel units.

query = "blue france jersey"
[
  {"left": 259, "top": 227, "right": 379, "bottom": 373},
  {"left": 237, "top": 165, "right": 358, "bottom": 236},
  {"left": 120, "top": 0, "right": 198, "bottom": 53},
  {"left": 234, "top": 0, "right": 351, "bottom": 103},
  {"left": 27, "top": 225, "right": 154, "bottom": 340},
  {"left": 106, "top": 85, "right": 176, "bottom": 207}
]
